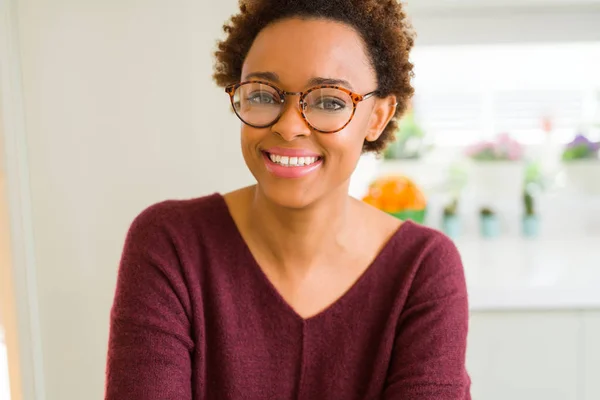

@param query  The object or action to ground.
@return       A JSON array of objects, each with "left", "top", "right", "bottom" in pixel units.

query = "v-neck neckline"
[{"left": 213, "top": 193, "right": 413, "bottom": 323}]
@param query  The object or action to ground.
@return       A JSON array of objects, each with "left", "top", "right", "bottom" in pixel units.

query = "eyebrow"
[
  {"left": 307, "top": 77, "right": 354, "bottom": 91},
  {"left": 243, "top": 71, "right": 355, "bottom": 91},
  {"left": 244, "top": 71, "right": 280, "bottom": 82}
]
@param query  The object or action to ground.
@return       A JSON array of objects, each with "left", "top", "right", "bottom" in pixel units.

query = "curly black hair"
[{"left": 213, "top": 0, "right": 415, "bottom": 153}]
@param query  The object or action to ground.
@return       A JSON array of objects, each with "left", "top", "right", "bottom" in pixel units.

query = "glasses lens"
[
  {"left": 304, "top": 88, "right": 354, "bottom": 132},
  {"left": 232, "top": 83, "right": 282, "bottom": 127}
]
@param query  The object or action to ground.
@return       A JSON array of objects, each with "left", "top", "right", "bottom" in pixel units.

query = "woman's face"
[{"left": 239, "top": 18, "right": 395, "bottom": 209}]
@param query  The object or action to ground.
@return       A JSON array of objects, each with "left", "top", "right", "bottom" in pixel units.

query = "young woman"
[{"left": 105, "top": 1, "right": 471, "bottom": 399}]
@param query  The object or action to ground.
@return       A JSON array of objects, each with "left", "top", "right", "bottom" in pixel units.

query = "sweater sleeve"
[
  {"left": 383, "top": 234, "right": 471, "bottom": 400},
  {"left": 105, "top": 203, "right": 194, "bottom": 400}
]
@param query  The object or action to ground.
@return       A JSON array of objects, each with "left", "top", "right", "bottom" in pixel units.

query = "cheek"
[
  {"left": 239, "top": 127, "right": 268, "bottom": 176},
  {"left": 328, "top": 111, "right": 371, "bottom": 157},
  {"left": 351, "top": 105, "right": 375, "bottom": 134},
  {"left": 321, "top": 127, "right": 366, "bottom": 169},
  {"left": 240, "top": 126, "right": 263, "bottom": 156}
]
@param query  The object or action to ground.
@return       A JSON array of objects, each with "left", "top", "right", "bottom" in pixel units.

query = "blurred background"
[{"left": 0, "top": 0, "right": 599, "bottom": 399}]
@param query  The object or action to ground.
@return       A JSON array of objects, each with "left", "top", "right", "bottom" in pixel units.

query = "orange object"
[{"left": 362, "top": 176, "right": 426, "bottom": 213}]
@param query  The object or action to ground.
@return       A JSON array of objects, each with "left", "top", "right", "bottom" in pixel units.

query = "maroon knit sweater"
[{"left": 105, "top": 194, "right": 471, "bottom": 400}]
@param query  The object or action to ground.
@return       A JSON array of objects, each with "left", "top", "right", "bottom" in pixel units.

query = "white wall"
[
  {"left": 407, "top": 1, "right": 600, "bottom": 45},
  {"left": 14, "top": 0, "right": 250, "bottom": 399}
]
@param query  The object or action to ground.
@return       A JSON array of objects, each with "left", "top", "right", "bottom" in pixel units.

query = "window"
[{"left": 410, "top": 42, "right": 600, "bottom": 146}]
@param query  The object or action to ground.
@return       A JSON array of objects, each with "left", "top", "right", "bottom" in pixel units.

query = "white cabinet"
[
  {"left": 406, "top": 0, "right": 600, "bottom": 13},
  {"left": 467, "top": 312, "right": 581, "bottom": 400},
  {"left": 584, "top": 312, "right": 600, "bottom": 400}
]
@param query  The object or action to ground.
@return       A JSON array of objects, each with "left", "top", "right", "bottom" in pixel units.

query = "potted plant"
[
  {"left": 522, "top": 161, "right": 544, "bottom": 238},
  {"left": 442, "top": 198, "right": 461, "bottom": 238},
  {"left": 466, "top": 133, "right": 525, "bottom": 200},
  {"left": 362, "top": 175, "right": 427, "bottom": 223},
  {"left": 522, "top": 191, "right": 539, "bottom": 238},
  {"left": 479, "top": 207, "right": 500, "bottom": 238},
  {"left": 562, "top": 133, "right": 600, "bottom": 194},
  {"left": 562, "top": 133, "right": 599, "bottom": 161}
]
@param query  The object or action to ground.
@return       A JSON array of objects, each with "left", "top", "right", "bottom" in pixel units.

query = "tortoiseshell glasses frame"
[{"left": 225, "top": 80, "right": 378, "bottom": 134}]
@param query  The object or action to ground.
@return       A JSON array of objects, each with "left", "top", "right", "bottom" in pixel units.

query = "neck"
[{"left": 247, "top": 185, "right": 354, "bottom": 275}]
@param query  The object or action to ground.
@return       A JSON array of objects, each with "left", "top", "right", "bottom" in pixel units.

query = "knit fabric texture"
[{"left": 105, "top": 193, "right": 471, "bottom": 399}]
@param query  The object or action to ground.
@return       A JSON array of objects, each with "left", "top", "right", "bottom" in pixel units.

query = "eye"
[
  {"left": 246, "top": 91, "right": 278, "bottom": 105},
  {"left": 312, "top": 97, "right": 347, "bottom": 112}
]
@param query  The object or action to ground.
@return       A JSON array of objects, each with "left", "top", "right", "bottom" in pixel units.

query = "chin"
[
  {"left": 244, "top": 155, "right": 324, "bottom": 210},
  {"left": 256, "top": 181, "right": 321, "bottom": 210}
]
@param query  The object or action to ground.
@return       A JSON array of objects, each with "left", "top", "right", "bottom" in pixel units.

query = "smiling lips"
[{"left": 262, "top": 147, "right": 323, "bottom": 178}]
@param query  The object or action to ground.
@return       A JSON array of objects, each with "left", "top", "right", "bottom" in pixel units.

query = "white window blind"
[{"left": 410, "top": 43, "right": 600, "bottom": 146}]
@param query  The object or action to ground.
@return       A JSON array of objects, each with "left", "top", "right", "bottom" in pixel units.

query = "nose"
[{"left": 270, "top": 95, "right": 312, "bottom": 141}]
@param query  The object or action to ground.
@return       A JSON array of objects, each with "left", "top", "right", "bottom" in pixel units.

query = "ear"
[{"left": 365, "top": 95, "right": 398, "bottom": 142}]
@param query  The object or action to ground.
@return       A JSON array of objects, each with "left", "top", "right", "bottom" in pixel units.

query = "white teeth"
[{"left": 267, "top": 153, "right": 320, "bottom": 167}]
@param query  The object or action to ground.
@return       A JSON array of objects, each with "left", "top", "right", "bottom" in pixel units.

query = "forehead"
[{"left": 241, "top": 18, "right": 376, "bottom": 90}]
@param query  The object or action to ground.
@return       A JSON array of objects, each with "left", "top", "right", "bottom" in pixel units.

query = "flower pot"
[
  {"left": 562, "top": 160, "right": 600, "bottom": 195},
  {"left": 442, "top": 214, "right": 461, "bottom": 239},
  {"left": 480, "top": 215, "right": 500, "bottom": 238},
  {"left": 469, "top": 161, "right": 526, "bottom": 200},
  {"left": 522, "top": 215, "right": 540, "bottom": 238}
]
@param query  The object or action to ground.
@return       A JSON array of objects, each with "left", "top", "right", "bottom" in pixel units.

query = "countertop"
[{"left": 457, "top": 236, "right": 600, "bottom": 311}]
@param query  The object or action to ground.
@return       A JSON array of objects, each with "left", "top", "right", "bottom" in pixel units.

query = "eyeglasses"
[{"left": 225, "top": 80, "right": 377, "bottom": 134}]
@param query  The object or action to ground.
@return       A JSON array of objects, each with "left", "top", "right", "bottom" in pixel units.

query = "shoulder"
[
  {"left": 400, "top": 221, "right": 460, "bottom": 262},
  {"left": 396, "top": 222, "right": 467, "bottom": 304},
  {"left": 356, "top": 199, "right": 462, "bottom": 280},
  {"left": 124, "top": 193, "right": 228, "bottom": 251},
  {"left": 118, "top": 193, "right": 235, "bottom": 290},
  {"left": 129, "top": 193, "right": 224, "bottom": 231},
  {"left": 356, "top": 198, "right": 456, "bottom": 260}
]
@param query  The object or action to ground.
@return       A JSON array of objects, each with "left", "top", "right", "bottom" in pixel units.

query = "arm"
[
  {"left": 383, "top": 235, "right": 471, "bottom": 399},
  {"left": 105, "top": 204, "right": 194, "bottom": 399}
]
